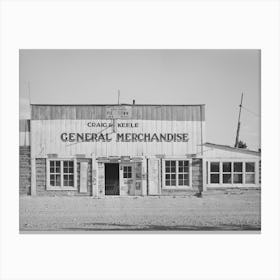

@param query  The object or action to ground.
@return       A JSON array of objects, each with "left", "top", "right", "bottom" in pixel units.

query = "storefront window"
[
  {"left": 48, "top": 159, "right": 75, "bottom": 188},
  {"left": 50, "top": 160, "right": 61, "bottom": 186},
  {"left": 165, "top": 160, "right": 189, "bottom": 187}
]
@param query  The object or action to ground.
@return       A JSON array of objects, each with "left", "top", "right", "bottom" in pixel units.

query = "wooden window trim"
[
  {"left": 207, "top": 160, "right": 259, "bottom": 186},
  {"left": 162, "top": 159, "right": 192, "bottom": 189},
  {"left": 46, "top": 158, "right": 77, "bottom": 191}
]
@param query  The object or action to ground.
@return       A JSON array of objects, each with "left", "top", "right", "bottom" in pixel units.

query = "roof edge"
[{"left": 204, "top": 142, "right": 261, "bottom": 155}]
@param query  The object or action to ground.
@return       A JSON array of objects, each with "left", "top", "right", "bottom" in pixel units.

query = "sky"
[{"left": 19, "top": 49, "right": 260, "bottom": 150}]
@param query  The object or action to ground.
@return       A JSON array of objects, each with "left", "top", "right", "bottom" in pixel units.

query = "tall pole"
[{"left": 234, "top": 93, "right": 244, "bottom": 148}]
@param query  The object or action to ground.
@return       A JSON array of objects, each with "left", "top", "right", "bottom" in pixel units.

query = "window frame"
[
  {"left": 162, "top": 159, "right": 192, "bottom": 189},
  {"left": 46, "top": 158, "right": 77, "bottom": 190},
  {"left": 207, "top": 160, "right": 258, "bottom": 186},
  {"left": 245, "top": 162, "right": 256, "bottom": 184}
]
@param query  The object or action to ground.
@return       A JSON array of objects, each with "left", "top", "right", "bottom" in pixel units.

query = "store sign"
[{"left": 60, "top": 132, "right": 189, "bottom": 142}]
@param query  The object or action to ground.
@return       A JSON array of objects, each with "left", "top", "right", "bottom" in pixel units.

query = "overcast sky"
[{"left": 19, "top": 49, "right": 260, "bottom": 150}]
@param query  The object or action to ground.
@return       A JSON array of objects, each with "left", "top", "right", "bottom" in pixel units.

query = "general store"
[{"left": 19, "top": 103, "right": 261, "bottom": 196}]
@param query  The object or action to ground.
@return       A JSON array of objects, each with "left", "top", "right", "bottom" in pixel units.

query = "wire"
[{"left": 241, "top": 106, "right": 260, "bottom": 118}]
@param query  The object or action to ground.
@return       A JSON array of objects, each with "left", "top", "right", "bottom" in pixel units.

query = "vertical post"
[
  {"left": 92, "top": 155, "right": 98, "bottom": 197},
  {"left": 141, "top": 157, "right": 147, "bottom": 196},
  {"left": 31, "top": 157, "right": 36, "bottom": 196},
  {"left": 202, "top": 158, "right": 207, "bottom": 191}
]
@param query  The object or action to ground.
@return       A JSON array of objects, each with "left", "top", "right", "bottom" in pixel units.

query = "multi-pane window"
[
  {"left": 50, "top": 160, "right": 61, "bottom": 186},
  {"left": 165, "top": 160, "right": 190, "bottom": 187},
  {"left": 165, "top": 160, "right": 176, "bottom": 186},
  {"left": 208, "top": 161, "right": 257, "bottom": 185},
  {"left": 233, "top": 162, "right": 243, "bottom": 183},
  {"left": 222, "top": 162, "right": 232, "bottom": 184},
  {"left": 63, "top": 161, "right": 74, "bottom": 186},
  {"left": 178, "top": 161, "right": 189, "bottom": 186},
  {"left": 245, "top": 162, "right": 255, "bottom": 184},
  {"left": 210, "top": 162, "right": 220, "bottom": 183},
  {"left": 123, "top": 166, "right": 132, "bottom": 178},
  {"left": 49, "top": 160, "right": 75, "bottom": 188}
]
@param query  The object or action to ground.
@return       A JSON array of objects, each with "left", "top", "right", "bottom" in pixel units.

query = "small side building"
[{"left": 203, "top": 143, "right": 261, "bottom": 189}]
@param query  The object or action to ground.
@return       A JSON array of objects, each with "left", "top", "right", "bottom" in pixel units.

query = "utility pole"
[{"left": 234, "top": 93, "right": 244, "bottom": 148}]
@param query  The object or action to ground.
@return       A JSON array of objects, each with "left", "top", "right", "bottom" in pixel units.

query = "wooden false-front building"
[{"left": 19, "top": 104, "right": 261, "bottom": 196}]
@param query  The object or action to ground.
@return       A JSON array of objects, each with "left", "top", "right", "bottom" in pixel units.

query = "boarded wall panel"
[{"left": 31, "top": 105, "right": 205, "bottom": 121}]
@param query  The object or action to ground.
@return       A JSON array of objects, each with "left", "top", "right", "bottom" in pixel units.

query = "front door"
[
  {"left": 120, "top": 163, "right": 135, "bottom": 195},
  {"left": 105, "top": 163, "right": 120, "bottom": 195}
]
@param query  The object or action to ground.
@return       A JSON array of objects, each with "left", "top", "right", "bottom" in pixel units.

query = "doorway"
[{"left": 105, "top": 163, "right": 120, "bottom": 195}]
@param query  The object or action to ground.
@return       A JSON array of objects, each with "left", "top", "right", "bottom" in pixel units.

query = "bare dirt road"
[{"left": 19, "top": 189, "right": 261, "bottom": 232}]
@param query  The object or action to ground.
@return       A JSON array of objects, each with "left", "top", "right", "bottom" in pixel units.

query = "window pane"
[
  {"left": 184, "top": 174, "right": 189, "bottom": 180},
  {"left": 184, "top": 161, "right": 188, "bottom": 167},
  {"left": 210, "top": 162, "right": 219, "bottom": 172},
  {"left": 171, "top": 167, "right": 176, "bottom": 173},
  {"left": 233, "top": 174, "right": 242, "bottom": 183},
  {"left": 245, "top": 174, "right": 255, "bottom": 184},
  {"left": 50, "top": 167, "right": 54, "bottom": 173},
  {"left": 165, "top": 174, "right": 170, "bottom": 180},
  {"left": 171, "top": 180, "right": 176, "bottom": 186},
  {"left": 210, "top": 174, "right": 219, "bottom": 183},
  {"left": 55, "top": 174, "right": 61, "bottom": 185},
  {"left": 223, "top": 174, "right": 232, "bottom": 184},
  {"left": 171, "top": 174, "right": 176, "bottom": 180},
  {"left": 179, "top": 179, "right": 184, "bottom": 186},
  {"left": 223, "top": 162, "right": 231, "bottom": 172},
  {"left": 184, "top": 179, "right": 189, "bottom": 186},
  {"left": 50, "top": 161, "right": 54, "bottom": 167},
  {"left": 166, "top": 180, "right": 170, "bottom": 186},
  {"left": 128, "top": 166, "right": 132, "bottom": 172},
  {"left": 246, "top": 162, "right": 255, "bottom": 172},
  {"left": 166, "top": 167, "right": 170, "bottom": 173},
  {"left": 178, "top": 174, "right": 183, "bottom": 180},
  {"left": 179, "top": 167, "right": 183, "bottom": 172},
  {"left": 234, "top": 162, "right": 242, "bottom": 172}
]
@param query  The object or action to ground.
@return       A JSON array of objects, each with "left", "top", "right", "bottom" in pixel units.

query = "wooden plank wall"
[
  {"left": 31, "top": 105, "right": 205, "bottom": 121},
  {"left": 31, "top": 119, "right": 205, "bottom": 157}
]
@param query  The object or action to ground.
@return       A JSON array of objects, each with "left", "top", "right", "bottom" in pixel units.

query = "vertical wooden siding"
[
  {"left": 31, "top": 119, "right": 205, "bottom": 157},
  {"left": 31, "top": 105, "right": 205, "bottom": 121}
]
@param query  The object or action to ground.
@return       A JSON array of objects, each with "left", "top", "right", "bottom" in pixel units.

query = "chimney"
[{"left": 133, "top": 99, "right": 135, "bottom": 105}]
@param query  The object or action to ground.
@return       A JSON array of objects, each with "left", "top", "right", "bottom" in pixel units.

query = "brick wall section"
[
  {"left": 19, "top": 146, "right": 31, "bottom": 195},
  {"left": 35, "top": 158, "right": 92, "bottom": 196}
]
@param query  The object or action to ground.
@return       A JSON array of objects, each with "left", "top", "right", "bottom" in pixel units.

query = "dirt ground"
[{"left": 19, "top": 189, "right": 261, "bottom": 232}]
